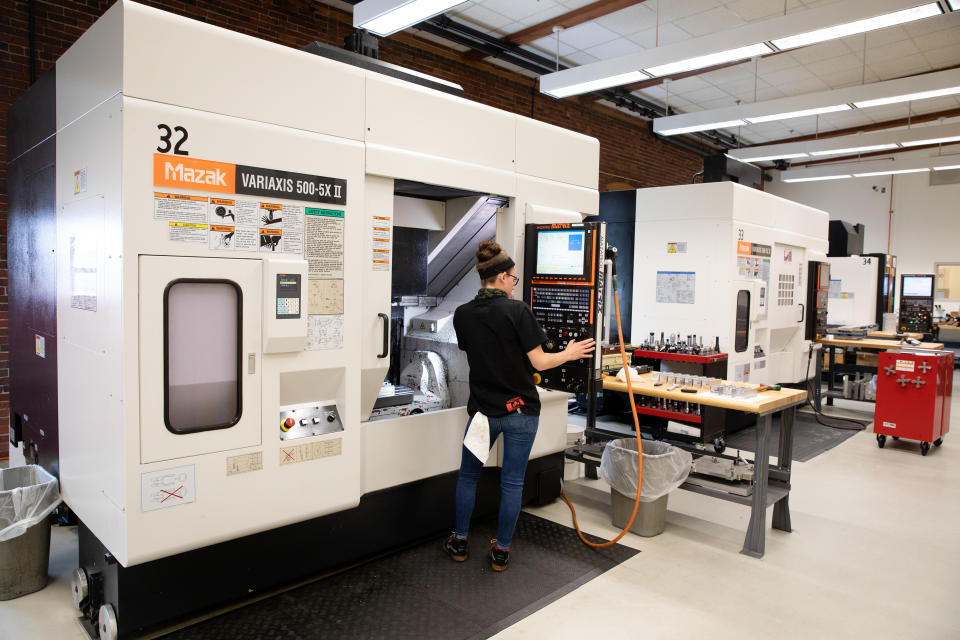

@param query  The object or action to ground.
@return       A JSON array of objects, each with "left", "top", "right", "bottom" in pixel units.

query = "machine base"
[{"left": 74, "top": 452, "right": 563, "bottom": 638}]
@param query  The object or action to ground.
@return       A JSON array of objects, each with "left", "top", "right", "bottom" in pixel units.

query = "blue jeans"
[{"left": 454, "top": 412, "right": 539, "bottom": 550}]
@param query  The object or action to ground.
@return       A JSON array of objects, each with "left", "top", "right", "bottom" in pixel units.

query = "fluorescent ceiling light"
[
  {"left": 643, "top": 43, "right": 772, "bottom": 77},
  {"left": 654, "top": 68, "right": 960, "bottom": 136},
  {"left": 901, "top": 134, "right": 960, "bottom": 147},
  {"left": 771, "top": 3, "right": 942, "bottom": 50},
  {"left": 933, "top": 163, "right": 960, "bottom": 170},
  {"left": 353, "top": 0, "right": 467, "bottom": 36},
  {"left": 657, "top": 120, "right": 746, "bottom": 136},
  {"left": 745, "top": 104, "right": 851, "bottom": 124},
  {"left": 809, "top": 143, "right": 900, "bottom": 157},
  {"left": 540, "top": 0, "right": 940, "bottom": 98},
  {"left": 542, "top": 71, "right": 649, "bottom": 99},
  {"left": 728, "top": 122, "right": 960, "bottom": 163},
  {"left": 853, "top": 85, "right": 960, "bottom": 108},
  {"left": 733, "top": 152, "right": 810, "bottom": 163},
  {"left": 853, "top": 167, "right": 930, "bottom": 177},
  {"left": 782, "top": 174, "right": 853, "bottom": 182},
  {"left": 779, "top": 154, "right": 960, "bottom": 181}
]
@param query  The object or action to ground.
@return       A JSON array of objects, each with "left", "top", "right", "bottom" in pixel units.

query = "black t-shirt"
[{"left": 454, "top": 294, "right": 548, "bottom": 417}]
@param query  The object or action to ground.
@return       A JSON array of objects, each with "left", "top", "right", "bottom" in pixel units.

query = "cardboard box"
[
  {"left": 856, "top": 351, "right": 879, "bottom": 367},
  {"left": 823, "top": 350, "right": 845, "bottom": 368}
]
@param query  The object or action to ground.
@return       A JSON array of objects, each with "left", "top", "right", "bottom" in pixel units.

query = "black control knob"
[{"left": 326, "top": 414, "right": 336, "bottom": 422}]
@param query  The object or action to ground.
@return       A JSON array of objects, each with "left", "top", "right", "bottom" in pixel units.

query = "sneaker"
[
  {"left": 488, "top": 541, "right": 509, "bottom": 572},
  {"left": 442, "top": 533, "right": 468, "bottom": 562}
]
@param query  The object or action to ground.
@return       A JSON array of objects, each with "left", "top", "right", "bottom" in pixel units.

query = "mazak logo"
[
  {"left": 550, "top": 223, "right": 571, "bottom": 229},
  {"left": 153, "top": 154, "right": 235, "bottom": 194},
  {"left": 164, "top": 160, "right": 227, "bottom": 187}
]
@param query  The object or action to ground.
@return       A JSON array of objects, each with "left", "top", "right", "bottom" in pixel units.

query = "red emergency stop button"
[{"left": 282, "top": 417, "right": 295, "bottom": 431}]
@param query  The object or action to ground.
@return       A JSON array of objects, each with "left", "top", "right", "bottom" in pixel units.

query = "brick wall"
[{"left": 0, "top": 0, "right": 703, "bottom": 459}]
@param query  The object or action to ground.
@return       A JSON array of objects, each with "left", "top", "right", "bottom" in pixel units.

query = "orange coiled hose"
[{"left": 561, "top": 289, "right": 644, "bottom": 548}]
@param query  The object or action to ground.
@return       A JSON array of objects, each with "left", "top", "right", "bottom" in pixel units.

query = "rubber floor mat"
[
  {"left": 160, "top": 512, "right": 638, "bottom": 640},
  {"left": 722, "top": 410, "right": 862, "bottom": 462}
]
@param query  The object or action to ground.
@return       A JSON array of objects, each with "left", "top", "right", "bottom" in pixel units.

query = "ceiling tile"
[
  {"left": 554, "top": 21, "right": 621, "bottom": 50},
  {"left": 584, "top": 36, "right": 645, "bottom": 60},
  {"left": 680, "top": 85, "right": 735, "bottom": 105},
  {"left": 477, "top": 0, "right": 561, "bottom": 21},
  {"left": 628, "top": 23, "right": 693, "bottom": 48},
  {"left": 922, "top": 43, "right": 960, "bottom": 67},
  {"left": 658, "top": 0, "right": 720, "bottom": 22},
  {"left": 787, "top": 39, "right": 853, "bottom": 65},
  {"left": 776, "top": 76, "right": 831, "bottom": 95},
  {"left": 762, "top": 66, "right": 817, "bottom": 87},
  {"left": 757, "top": 52, "right": 802, "bottom": 73},
  {"left": 756, "top": 85, "right": 786, "bottom": 101},
  {"left": 593, "top": 4, "right": 658, "bottom": 37},
  {"left": 452, "top": 5, "right": 514, "bottom": 32},
  {"left": 870, "top": 53, "right": 934, "bottom": 80},
  {"left": 558, "top": 0, "right": 597, "bottom": 10},
  {"left": 910, "top": 25, "right": 960, "bottom": 50},
  {"left": 676, "top": 6, "right": 746, "bottom": 37},
  {"left": 666, "top": 75, "right": 715, "bottom": 94},
  {"left": 903, "top": 10, "right": 960, "bottom": 38},
  {"left": 806, "top": 54, "right": 870, "bottom": 81},
  {"left": 526, "top": 37, "right": 576, "bottom": 57},
  {"left": 727, "top": 0, "right": 785, "bottom": 22},
  {"left": 563, "top": 50, "right": 600, "bottom": 66},
  {"left": 864, "top": 39, "right": 921, "bottom": 64}
]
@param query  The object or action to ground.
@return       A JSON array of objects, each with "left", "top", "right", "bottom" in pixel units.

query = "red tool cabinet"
[{"left": 875, "top": 350, "right": 953, "bottom": 455}]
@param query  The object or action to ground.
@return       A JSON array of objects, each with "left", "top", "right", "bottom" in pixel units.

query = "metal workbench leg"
[
  {"left": 814, "top": 350, "right": 823, "bottom": 412},
  {"left": 772, "top": 406, "right": 794, "bottom": 533},
  {"left": 741, "top": 413, "right": 771, "bottom": 558},
  {"left": 826, "top": 346, "right": 835, "bottom": 406}
]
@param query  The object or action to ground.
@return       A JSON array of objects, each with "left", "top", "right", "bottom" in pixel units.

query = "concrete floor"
[{"left": 2, "top": 378, "right": 959, "bottom": 639}]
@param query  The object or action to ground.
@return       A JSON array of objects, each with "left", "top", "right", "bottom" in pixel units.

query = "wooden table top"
[
  {"left": 601, "top": 373, "right": 807, "bottom": 414},
  {"left": 818, "top": 336, "right": 944, "bottom": 350},
  {"left": 867, "top": 331, "right": 923, "bottom": 340}
]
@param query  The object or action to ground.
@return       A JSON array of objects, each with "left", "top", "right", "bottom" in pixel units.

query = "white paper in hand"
[{"left": 464, "top": 412, "right": 491, "bottom": 463}]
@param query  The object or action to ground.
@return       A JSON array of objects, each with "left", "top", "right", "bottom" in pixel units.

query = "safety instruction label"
[
  {"left": 169, "top": 221, "right": 208, "bottom": 243},
  {"left": 305, "top": 209, "right": 345, "bottom": 278},
  {"left": 667, "top": 242, "right": 687, "bottom": 254},
  {"left": 372, "top": 215, "right": 392, "bottom": 271},
  {"left": 656, "top": 271, "right": 695, "bottom": 304},
  {"left": 895, "top": 359, "right": 915, "bottom": 372},
  {"left": 155, "top": 192, "right": 208, "bottom": 222},
  {"left": 307, "top": 315, "right": 344, "bottom": 350},
  {"left": 226, "top": 452, "right": 263, "bottom": 476},
  {"left": 141, "top": 464, "right": 196, "bottom": 512},
  {"left": 279, "top": 438, "right": 342, "bottom": 465}
]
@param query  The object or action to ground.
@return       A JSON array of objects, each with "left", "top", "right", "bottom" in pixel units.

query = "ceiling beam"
[
  {"left": 463, "top": 0, "right": 647, "bottom": 61},
  {"left": 507, "top": 0, "right": 648, "bottom": 45}
]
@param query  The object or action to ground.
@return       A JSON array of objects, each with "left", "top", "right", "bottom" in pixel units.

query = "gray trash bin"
[
  {"left": 0, "top": 465, "right": 62, "bottom": 600},
  {"left": 600, "top": 439, "right": 692, "bottom": 537}
]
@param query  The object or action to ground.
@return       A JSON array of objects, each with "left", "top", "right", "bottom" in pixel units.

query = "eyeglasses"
[{"left": 507, "top": 274, "right": 520, "bottom": 286}]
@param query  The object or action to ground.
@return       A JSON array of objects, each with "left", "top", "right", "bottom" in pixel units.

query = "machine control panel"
[
  {"left": 523, "top": 221, "right": 605, "bottom": 394},
  {"left": 276, "top": 273, "right": 301, "bottom": 319},
  {"left": 279, "top": 402, "right": 343, "bottom": 440},
  {"left": 898, "top": 273, "right": 934, "bottom": 334}
]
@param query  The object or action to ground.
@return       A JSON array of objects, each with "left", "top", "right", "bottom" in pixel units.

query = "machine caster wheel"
[
  {"left": 920, "top": 442, "right": 930, "bottom": 456},
  {"left": 877, "top": 434, "right": 886, "bottom": 448},
  {"left": 934, "top": 438, "right": 943, "bottom": 447},
  {"left": 713, "top": 438, "right": 726, "bottom": 454},
  {"left": 70, "top": 568, "right": 89, "bottom": 610},
  {"left": 99, "top": 604, "right": 118, "bottom": 640}
]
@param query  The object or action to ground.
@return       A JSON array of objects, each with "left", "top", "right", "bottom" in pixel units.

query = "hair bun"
[{"left": 476, "top": 239, "right": 502, "bottom": 263}]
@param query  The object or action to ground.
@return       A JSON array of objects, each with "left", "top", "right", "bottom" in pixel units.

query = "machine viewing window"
[
  {"left": 902, "top": 275, "right": 934, "bottom": 297},
  {"left": 535, "top": 229, "right": 586, "bottom": 276},
  {"left": 164, "top": 280, "right": 242, "bottom": 434},
  {"left": 735, "top": 290, "right": 750, "bottom": 353}
]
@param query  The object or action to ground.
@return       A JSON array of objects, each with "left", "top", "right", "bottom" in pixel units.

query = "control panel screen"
[
  {"left": 902, "top": 275, "right": 933, "bottom": 297},
  {"left": 536, "top": 230, "right": 586, "bottom": 276},
  {"left": 276, "top": 273, "right": 302, "bottom": 319}
]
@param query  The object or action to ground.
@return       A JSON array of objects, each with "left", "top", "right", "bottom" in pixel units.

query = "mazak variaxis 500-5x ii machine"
[{"left": 7, "top": 2, "right": 601, "bottom": 636}]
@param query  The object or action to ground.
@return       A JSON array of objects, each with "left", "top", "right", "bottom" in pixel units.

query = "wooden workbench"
[
  {"left": 602, "top": 373, "right": 807, "bottom": 414},
  {"left": 818, "top": 336, "right": 943, "bottom": 350},
  {"left": 817, "top": 336, "right": 944, "bottom": 407},
  {"left": 867, "top": 330, "right": 924, "bottom": 340},
  {"left": 599, "top": 373, "right": 807, "bottom": 558}
]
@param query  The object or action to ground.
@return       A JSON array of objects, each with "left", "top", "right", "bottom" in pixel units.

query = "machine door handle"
[
  {"left": 798, "top": 303, "right": 805, "bottom": 323},
  {"left": 377, "top": 313, "right": 389, "bottom": 359}
]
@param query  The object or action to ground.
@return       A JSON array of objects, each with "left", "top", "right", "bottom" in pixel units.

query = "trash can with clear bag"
[
  {"left": 599, "top": 438, "right": 692, "bottom": 537},
  {"left": 0, "top": 465, "right": 62, "bottom": 600}
]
